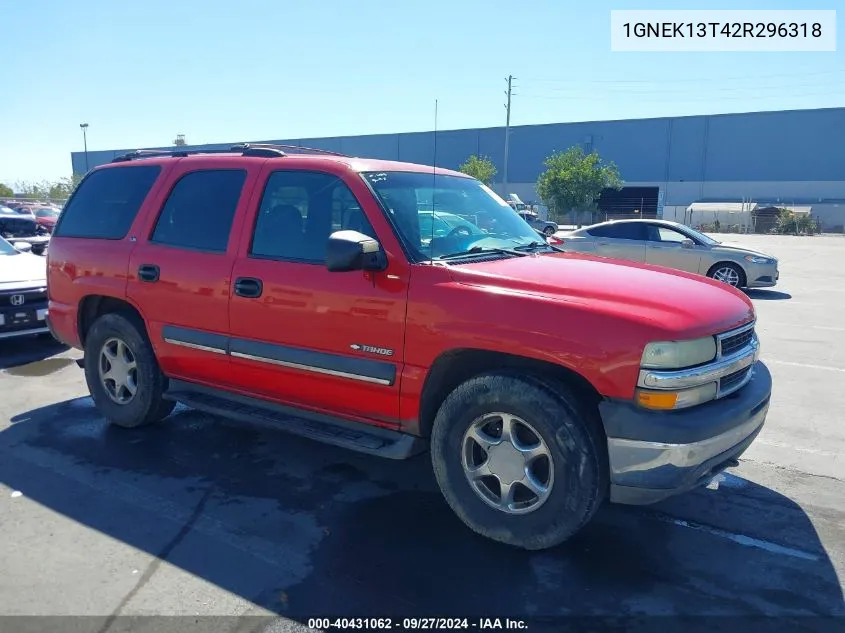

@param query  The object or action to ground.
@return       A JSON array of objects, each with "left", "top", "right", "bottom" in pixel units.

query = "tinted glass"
[
  {"left": 54, "top": 166, "right": 160, "bottom": 239},
  {"left": 655, "top": 226, "right": 688, "bottom": 242},
  {"left": 151, "top": 170, "right": 246, "bottom": 252},
  {"left": 251, "top": 171, "right": 376, "bottom": 263},
  {"left": 588, "top": 223, "right": 646, "bottom": 240}
]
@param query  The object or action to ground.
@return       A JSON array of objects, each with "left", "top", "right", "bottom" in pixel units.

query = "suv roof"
[{"left": 104, "top": 143, "right": 469, "bottom": 179}]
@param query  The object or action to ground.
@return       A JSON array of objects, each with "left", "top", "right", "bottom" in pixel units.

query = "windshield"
[
  {"left": 681, "top": 225, "right": 721, "bottom": 245},
  {"left": 0, "top": 237, "right": 20, "bottom": 256},
  {"left": 362, "top": 171, "right": 543, "bottom": 261},
  {"left": 35, "top": 208, "right": 59, "bottom": 218}
]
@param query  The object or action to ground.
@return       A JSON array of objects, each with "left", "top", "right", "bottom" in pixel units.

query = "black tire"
[
  {"left": 83, "top": 312, "right": 175, "bottom": 428},
  {"left": 707, "top": 262, "right": 746, "bottom": 288},
  {"left": 430, "top": 372, "right": 607, "bottom": 550},
  {"left": 543, "top": 226, "right": 556, "bottom": 236}
]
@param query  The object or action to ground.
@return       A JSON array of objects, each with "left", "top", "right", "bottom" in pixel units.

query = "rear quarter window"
[{"left": 53, "top": 165, "right": 161, "bottom": 239}]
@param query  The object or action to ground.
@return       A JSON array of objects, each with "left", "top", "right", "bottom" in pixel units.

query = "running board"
[{"left": 163, "top": 380, "right": 426, "bottom": 460}]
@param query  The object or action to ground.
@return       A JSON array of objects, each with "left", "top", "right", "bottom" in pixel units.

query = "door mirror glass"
[
  {"left": 681, "top": 238, "right": 694, "bottom": 248},
  {"left": 326, "top": 230, "right": 387, "bottom": 272}
]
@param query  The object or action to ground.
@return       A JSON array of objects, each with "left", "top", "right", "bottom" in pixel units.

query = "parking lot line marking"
[
  {"left": 766, "top": 359, "right": 845, "bottom": 373},
  {"left": 651, "top": 513, "right": 820, "bottom": 562},
  {"left": 758, "top": 322, "right": 845, "bottom": 332},
  {"left": 755, "top": 439, "right": 841, "bottom": 458}
]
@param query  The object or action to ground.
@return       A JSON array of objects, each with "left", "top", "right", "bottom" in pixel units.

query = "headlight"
[
  {"left": 744, "top": 255, "right": 772, "bottom": 264},
  {"left": 636, "top": 382, "right": 719, "bottom": 410},
  {"left": 641, "top": 336, "right": 717, "bottom": 369}
]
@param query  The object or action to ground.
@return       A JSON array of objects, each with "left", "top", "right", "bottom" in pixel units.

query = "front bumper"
[
  {"left": 745, "top": 261, "right": 779, "bottom": 288},
  {"left": 599, "top": 361, "right": 772, "bottom": 505},
  {"left": 6, "top": 235, "right": 50, "bottom": 254},
  {"left": 0, "top": 301, "right": 50, "bottom": 339}
]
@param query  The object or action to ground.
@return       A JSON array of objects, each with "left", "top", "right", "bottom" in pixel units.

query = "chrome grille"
[
  {"left": 719, "top": 324, "right": 755, "bottom": 358},
  {"left": 720, "top": 366, "right": 751, "bottom": 394},
  {"left": 0, "top": 288, "right": 47, "bottom": 308}
]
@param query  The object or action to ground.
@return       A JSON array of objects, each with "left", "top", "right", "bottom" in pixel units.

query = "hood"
[
  {"left": 711, "top": 242, "right": 776, "bottom": 260},
  {"left": 0, "top": 252, "right": 47, "bottom": 286},
  {"left": 446, "top": 251, "right": 755, "bottom": 339}
]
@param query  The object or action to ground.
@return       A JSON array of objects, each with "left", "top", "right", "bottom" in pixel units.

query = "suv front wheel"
[
  {"left": 83, "top": 312, "right": 175, "bottom": 428},
  {"left": 430, "top": 372, "right": 607, "bottom": 550}
]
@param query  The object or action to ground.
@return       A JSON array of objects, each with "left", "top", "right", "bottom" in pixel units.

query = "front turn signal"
[
  {"left": 636, "top": 382, "right": 719, "bottom": 410},
  {"left": 636, "top": 390, "right": 679, "bottom": 410}
]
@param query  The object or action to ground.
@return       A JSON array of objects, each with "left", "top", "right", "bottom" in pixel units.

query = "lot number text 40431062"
[
  {"left": 610, "top": 10, "right": 837, "bottom": 52},
  {"left": 307, "top": 617, "right": 528, "bottom": 630}
]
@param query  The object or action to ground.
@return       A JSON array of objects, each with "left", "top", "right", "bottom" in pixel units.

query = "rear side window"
[
  {"left": 54, "top": 166, "right": 161, "bottom": 239},
  {"left": 150, "top": 170, "right": 246, "bottom": 252},
  {"left": 588, "top": 223, "right": 647, "bottom": 240}
]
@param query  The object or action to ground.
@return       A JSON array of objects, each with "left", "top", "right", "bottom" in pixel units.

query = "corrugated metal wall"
[{"left": 71, "top": 107, "right": 845, "bottom": 207}]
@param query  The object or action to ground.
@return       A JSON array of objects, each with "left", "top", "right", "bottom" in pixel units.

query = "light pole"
[{"left": 79, "top": 123, "right": 89, "bottom": 171}]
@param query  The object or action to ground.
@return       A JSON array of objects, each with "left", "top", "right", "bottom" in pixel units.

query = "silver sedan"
[{"left": 557, "top": 219, "right": 779, "bottom": 289}]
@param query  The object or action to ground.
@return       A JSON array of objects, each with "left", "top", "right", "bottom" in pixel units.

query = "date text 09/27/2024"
[{"left": 307, "top": 618, "right": 528, "bottom": 630}]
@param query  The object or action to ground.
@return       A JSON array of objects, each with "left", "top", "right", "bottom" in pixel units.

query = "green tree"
[
  {"left": 458, "top": 154, "right": 497, "bottom": 186},
  {"left": 775, "top": 208, "right": 817, "bottom": 235},
  {"left": 536, "top": 147, "right": 623, "bottom": 223},
  {"left": 14, "top": 180, "right": 51, "bottom": 199},
  {"left": 48, "top": 174, "right": 84, "bottom": 200},
  {"left": 11, "top": 174, "right": 84, "bottom": 201},
  {"left": 0, "top": 183, "right": 13, "bottom": 198}
]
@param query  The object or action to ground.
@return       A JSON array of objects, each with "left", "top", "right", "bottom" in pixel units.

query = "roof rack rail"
[
  {"left": 111, "top": 148, "right": 237, "bottom": 163},
  {"left": 235, "top": 143, "right": 349, "bottom": 157},
  {"left": 110, "top": 143, "right": 349, "bottom": 164}
]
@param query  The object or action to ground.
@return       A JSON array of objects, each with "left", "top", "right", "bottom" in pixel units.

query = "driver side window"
[{"left": 250, "top": 170, "right": 377, "bottom": 264}]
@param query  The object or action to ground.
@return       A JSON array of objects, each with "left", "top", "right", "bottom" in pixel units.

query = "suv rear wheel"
[
  {"left": 83, "top": 313, "right": 175, "bottom": 428},
  {"left": 430, "top": 372, "right": 607, "bottom": 550}
]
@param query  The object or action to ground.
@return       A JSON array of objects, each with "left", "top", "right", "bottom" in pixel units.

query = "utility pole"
[
  {"left": 503, "top": 75, "right": 514, "bottom": 196},
  {"left": 79, "top": 123, "right": 89, "bottom": 171}
]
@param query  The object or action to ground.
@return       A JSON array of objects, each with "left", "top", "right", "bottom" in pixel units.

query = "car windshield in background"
[
  {"left": 0, "top": 236, "right": 20, "bottom": 256},
  {"left": 362, "top": 171, "right": 543, "bottom": 261},
  {"left": 682, "top": 225, "right": 721, "bottom": 245},
  {"left": 35, "top": 208, "right": 59, "bottom": 217}
]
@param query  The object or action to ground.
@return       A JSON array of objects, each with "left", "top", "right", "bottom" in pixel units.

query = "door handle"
[
  {"left": 234, "top": 277, "right": 263, "bottom": 298},
  {"left": 138, "top": 264, "right": 160, "bottom": 282}
]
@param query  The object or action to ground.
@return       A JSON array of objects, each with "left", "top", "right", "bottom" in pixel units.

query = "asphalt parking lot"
[{"left": 1, "top": 234, "right": 844, "bottom": 631}]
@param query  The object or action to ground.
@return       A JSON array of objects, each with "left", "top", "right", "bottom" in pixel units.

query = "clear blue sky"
[{"left": 1, "top": 0, "right": 843, "bottom": 186}]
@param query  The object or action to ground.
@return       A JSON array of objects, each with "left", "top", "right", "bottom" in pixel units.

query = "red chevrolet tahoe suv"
[{"left": 46, "top": 144, "right": 771, "bottom": 550}]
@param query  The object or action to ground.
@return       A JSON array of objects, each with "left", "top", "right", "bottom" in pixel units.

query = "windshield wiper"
[
  {"left": 514, "top": 240, "right": 566, "bottom": 253},
  {"left": 438, "top": 246, "right": 529, "bottom": 260}
]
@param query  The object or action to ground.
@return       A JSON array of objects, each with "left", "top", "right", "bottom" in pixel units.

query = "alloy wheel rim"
[
  {"left": 713, "top": 267, "right": 740, "bottom": 286},
  {"left": 98, "top": 337, "right": 139, "bottom": 405},
  {"left": 461, "top": 412, "right": 554, "bottom": 515}
]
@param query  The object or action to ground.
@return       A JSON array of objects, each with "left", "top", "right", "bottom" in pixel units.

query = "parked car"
[
  {"left": 46, "top": 144, "right": 770, "bottom": 550},
  {"left": 0, "top": 235, "right": 50, "bottom": 339},
  {"left": 517, "top": 210, "right": 558, "bottom": 237},
  {"left": 557, "top": 219, "right": 779, "bottom": 289},
  {"left": 418, "top": 210, "right": 484, "bottom": 244},
  {"left": 33, "top": 206, "right": 61, "bottom": 233},
  {"left": 0, "top": 206, "right": 50, "bottom": 255}
]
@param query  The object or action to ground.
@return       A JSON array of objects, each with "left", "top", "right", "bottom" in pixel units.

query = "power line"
[
  {"left": 519, "top": 87, "right": 845, "bottom": 103},
  {"left": 521, "top": 78, "right": 845, "bottom": 96},
  {"left": 519, "top": 68, "right": 845, "bottom": 85}
]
